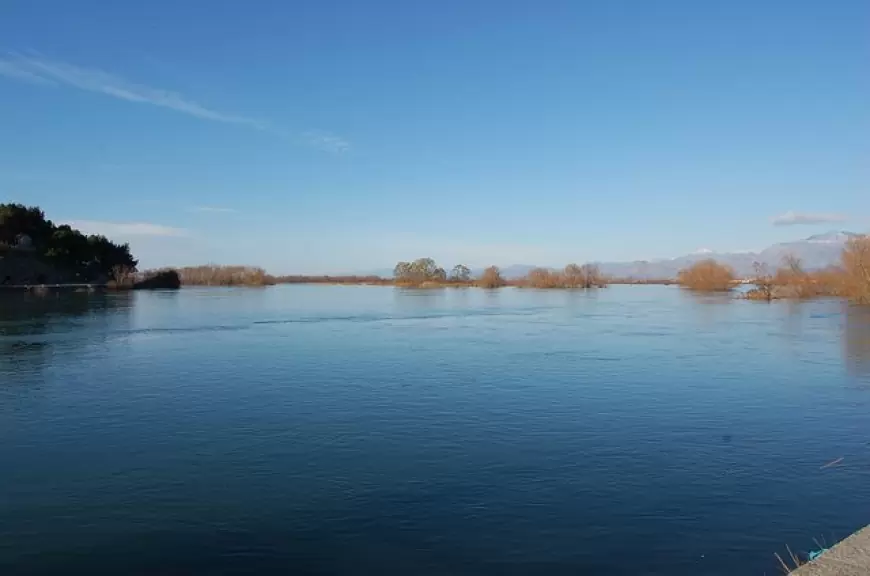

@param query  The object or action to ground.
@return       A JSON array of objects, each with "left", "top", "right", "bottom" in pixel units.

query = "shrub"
[
  {"left": 393, "top": 258, "right": 448, "bottom": 286},
  {"left": 174, "top": 265, "right": 275, "bottom": 286},
  {"left": 520, "top": 263, "right": 607, "bottom": 289},
  {"left": 842, "top": 236, "right": 870, "bottom": 303},
  {"left": 677, "top": 259, "right": 735, "bottom": 291},
  {"left": 133, "top": 269, "right": 181, "bottom": 290},
  {"left": 477, "top": 266, "right": 506, "bottom": 288},
  {"left": 524, "top": 267, "right": 562, "bottom": 288}
]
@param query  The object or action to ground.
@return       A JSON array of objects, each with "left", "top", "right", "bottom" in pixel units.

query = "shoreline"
[{"left": 790, "top": 525, "right": 870, "bottom": 575}]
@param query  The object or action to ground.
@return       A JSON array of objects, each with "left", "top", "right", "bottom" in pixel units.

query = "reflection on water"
[
  {"left": 1, "top": 285, "right": 870, "bottom": 576},
  {"left": 843, "top": 303, "right": 870, "bottom": 377},
  {"left": 0, "top": 292, "right": 133, "bottom": 372}
]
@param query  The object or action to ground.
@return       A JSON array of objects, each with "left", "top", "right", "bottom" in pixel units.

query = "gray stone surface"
[{"left": 791, "top": 526, "right": 870, "bottom": 576}]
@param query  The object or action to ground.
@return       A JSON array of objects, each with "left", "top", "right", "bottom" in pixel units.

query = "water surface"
[{"left": 2, "top": 286, "right": 869, "bottom": 575}]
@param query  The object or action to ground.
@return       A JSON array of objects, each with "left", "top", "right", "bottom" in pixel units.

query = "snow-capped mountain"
[{"left": 593, "top": 231, "right": 863, "bottom": 279}]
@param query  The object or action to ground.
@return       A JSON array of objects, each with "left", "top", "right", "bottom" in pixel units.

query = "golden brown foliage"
[
  {"left": 771, "top": 256, "right": 823, "bottom": 299},
  {"left": 578, "top": 264, "right": 605, "bottom": 288},
  {"left": 608, "top": 277, "right": 676, "bottom": 285},
  {"left": 128, "top": 237, "right": 870, "bottom": 302},
  {"left": 842, "top": 236, "right": 870, "bottom": 303},
  {"left": 175, "top": 265, "right": 276, "bottom": 286},
  {"left": 746, "top": 256, "right": 848, "bottom": 301},
  {"left": 524, "top": 267, "right": 563, "bottom": 288},
  {"left": 275, "top": 275, "right": 391, "bottom": 285},
  {"left": 677, "top": 259, "right": 735, "bottom": 292},
  {"left": 745, "top": 262, "right": 776, "bottom": 300},
  {"left": 477, "top": 266, "right": 506, "bottom": 288},
  {"left": 519, "top": 263, "right": 606, "bottom": 289}
]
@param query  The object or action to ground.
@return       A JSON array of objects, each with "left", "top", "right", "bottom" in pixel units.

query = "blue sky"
[{"left": 1, "top": 0, "right": 867, "bottom": 273}]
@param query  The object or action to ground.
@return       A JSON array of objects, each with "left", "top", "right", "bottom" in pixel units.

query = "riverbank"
[
  {"left": 790, "top": 525, "right": 870, "bottom": 575},
  {"left": 0, "top": 269, "right": 181, "bottom": 293},
  {"left": 0, "top": 283, "right": 107, "bottom": 294}
]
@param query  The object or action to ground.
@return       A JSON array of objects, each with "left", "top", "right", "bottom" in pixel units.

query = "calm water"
[{"left": 2, "top": 286, "right": 869, "bottom": 575}]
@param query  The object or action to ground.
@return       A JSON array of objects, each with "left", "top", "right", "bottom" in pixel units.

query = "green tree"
[
  {"left": 450, "top": 264, "right": 472, "bottom": 283},
  {"left": 393, "top": 261, "right": 412, "bottom": 281},
  {"left": 0, "top": 203, "right": 138, "bottom": 281},
  {"left": 394, "top": 258, "right": 446, "bottom": 285},
  {"left": 0, "top": 204, "right": 54, "bottom": 248}
]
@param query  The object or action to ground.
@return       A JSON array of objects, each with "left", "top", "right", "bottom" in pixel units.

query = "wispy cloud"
[
  {"left": 1, "top": 53, "right": 352, "bottom": 152},
  {"left": 190, "top": 206, "right": 238, "bottom": 214},
  {"left": 771, "top": 210, "right": 847, "bottom": 226},
  {"left": 65, "top": 220, "right": 189, "bottom": 238},
  {"left": 0, "top": 58, "right": 54, "bottom": 85},
  {"left": 0, "top": 53, "right": 265, "bottom": 128},
  {"left": 305, "top": 130, "right": 351, "bottom": 153}
]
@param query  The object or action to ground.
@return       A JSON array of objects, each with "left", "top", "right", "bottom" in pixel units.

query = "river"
[{"left": 1, "top": 285, "right": 869, "bottom": 575}]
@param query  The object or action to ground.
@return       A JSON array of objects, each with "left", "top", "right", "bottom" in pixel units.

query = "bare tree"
[
  {"left": 579, "top": 263, "right": 604, "bottom": 288},
  {"left": 749, "top": 261, "right": 775, "bottom": 301},
  {"left": 842, "top": 236, "right": 870, "bottom": 303},
  {"left": 782, "top": 254, "right": 804, "bottom": 275},
  {"left": 477, "top": 266, "right": 506, "bottom": 288},
  {"left": 563, "top": 264, "right": 583, "bottom": 288},
  {"left": 525, "top": 267, "right": 559, "bottom": 288},
  {"left": 174, "top": 265, "right": 275, "bottom": 286}
]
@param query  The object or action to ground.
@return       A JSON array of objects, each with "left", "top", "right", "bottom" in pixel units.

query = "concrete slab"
[{"left": 791, "top": 525, "right": 870, "bottom": 576}]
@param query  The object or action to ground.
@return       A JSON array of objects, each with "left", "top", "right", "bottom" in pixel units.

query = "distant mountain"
[
  {"left": 364, "top": 232, "right": 863, "bottom": 280},
  {"left": 594, "top": 231, "right": 862, "bottom": 279},
  {"left": 497, "top": 264, "right": 538, "bottom": 279}
]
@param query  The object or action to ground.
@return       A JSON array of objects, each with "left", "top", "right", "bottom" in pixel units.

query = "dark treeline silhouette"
[
  {"left": 130, "top": 269, "right": 182, "bottom": 290},
  {"left": 1, "top": 203, "right": 137, "bottom": 283}
]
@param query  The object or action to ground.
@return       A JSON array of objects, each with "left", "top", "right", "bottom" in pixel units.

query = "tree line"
[
  {"left": 393, "top": 258, "right": 506, "bottom": 287},
  {"left": 1, "top": 203, "right": 137, "bottom": 282},
  {"left": 676, "top": 236, "right": 870, "bottom": 304},
  {"left": 392, "top": 258, "right": 606, "bottom": 289},
  {"left": 5, "top": 203, "right": 868, "bottom": 302},
  {"left": 519, "top": 264, "right": 605, "bottom": 289},
  {"left": 171, "top": 265, "right": 275, "bottom": 286}
]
